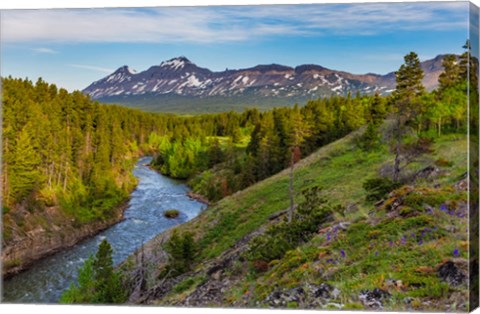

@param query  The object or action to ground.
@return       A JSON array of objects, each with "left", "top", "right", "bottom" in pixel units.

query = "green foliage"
[
  {"left": 435, "top": 157, "right": 453, "bottom": 167},
  {"left": 163, "top": 230, "right": 197, "bottom": 276},
  {"left": 2, "top": 206, "right": 11, "bottom": 215},
  {"left": 2, "top": 77, "right": 172, "bottom": 240},
  {"left": 8, "top": 125, "right": 41, "bottom": 202},
  {"left": 164, "top": 209, "right": 180, "bottom": 218},
  {"left": 363, "top": 177, "right": 402, "bottom": 202},
  {"left": 172, "top": 276, "right": 206, "bottom": 294},
  {"left": 61, "top": 240, "right": 127, "bottom": 304},
  {"left": 357, "top": 122, "right": 380, "bottom": 151},
  {"left": 246, "top": 186, "right": 333, "bottom": 264}
]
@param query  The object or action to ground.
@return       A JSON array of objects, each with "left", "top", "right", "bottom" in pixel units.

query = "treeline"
[
  {"left": 189, "top": 92, "right": 391, "bottom": 201},
  {"left": 1, "top": 77, "right": 261, "bottom": 237},
  {"left": 1, "top": 77, "right": 176, "bottom": 230}
]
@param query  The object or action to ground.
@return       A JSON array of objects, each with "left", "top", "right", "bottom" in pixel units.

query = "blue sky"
[{"left": 1, "top": 2, "right": 470, "bottom": 91}]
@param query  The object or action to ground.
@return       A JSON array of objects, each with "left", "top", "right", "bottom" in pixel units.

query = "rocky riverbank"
[{"left": 2, "top": 200, "right": 129, "bottom": 278}]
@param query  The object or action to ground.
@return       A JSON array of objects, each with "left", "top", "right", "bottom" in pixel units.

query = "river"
[{"left": 2, "top": 156, "right": 206, "bottom": 303}]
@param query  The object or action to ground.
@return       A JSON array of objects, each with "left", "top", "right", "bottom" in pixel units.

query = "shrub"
[
  {"left": 173, "top": 277, "right": 197, "bottom": 293},
  {"left": 246, "top": 186, "right": 333, "bottom": 263},
  {"left": 435, "top": 157, "right": 453, "bottom": 167},
  {"left": 363, "top": 177, "right": 402, "bottom": 202},
  {"left": 164, "top": 209, "right": 180, "bottom": 218},
  {"left": 252, "top": 260, "right": 269, "bottom": 273},
  {"left": 2, "top": 206, "right": 10, "bottom": 215},
  {"left": 357, "top": 122, "right": 380, "bottom": 150},
  {"left": 163, "top": 230, "right": 197, "bottom": 276}
]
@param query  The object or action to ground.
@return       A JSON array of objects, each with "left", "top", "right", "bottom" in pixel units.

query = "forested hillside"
[
  {"left": 111, "top": 49, "right": 475, "bottom": 311},
  {"left": 2, "top": 40, "right": 477, "bottom": 311}
]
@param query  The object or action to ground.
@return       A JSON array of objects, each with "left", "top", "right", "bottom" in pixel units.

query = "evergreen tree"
[
  {"left": 9, "top": 124, "right": 41, "bottom": 202},
  {"left": 391, "top": 52, "right": 425, "bottom": 182},
  {"left": 164, "top": 230, "right": 197, "bottom": 276},
  {"left": 438, "top": 54, "right": 461, "bottom": 91},
  {"left": 61, "top": 240, "right": 126, "bottom": 304},
  {"left": 285, "top": 105, "right": 311, "bottom": 223}
]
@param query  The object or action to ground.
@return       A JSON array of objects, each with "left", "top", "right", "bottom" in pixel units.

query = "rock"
[
  {"left": 359, "top": 288, "right": 391, "bottom": 309},
  {"left": 211, "top": 270, "right": 222, "bottom": 281},
  {"left": 385, "top": 279, "right": 404, "bottom": 290},
  {"left": 445, "top": 225, "right": 458, "bottom": 233},
  {"left": 454, "top": 175, "right": 468, "bottom": 191},
  {"left": 325, "top": 302, "right": 343, "bottom": 309},
  {"left": 265, "top": 283, "right": 340, "bottom": 308},
  {"left": 334, "top": 222, "right": 351, "bottom": 231},
  {"left": 403, "top": 297, "right": 414, "bottom": 304},
  {"left": 331, "top": 287, "right": 341, "bottom": 299},
  {"left": 437, "top": 260, "right": 467, "bottom": 286},
  {"left": 414, "top": 165, "right": 439, "bottom": 181},
  {"left": 345, "top": 203, "right": 359, "bottom": 214},
  {"left": 313, "top": 283, "right": 334, "bottom": 299}
]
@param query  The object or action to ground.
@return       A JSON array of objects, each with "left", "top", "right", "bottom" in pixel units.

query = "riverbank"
[
  {"left": 3, "top": 156, "right": 207, "bottom": 303},
  {"left": 2, "top": 198, "right": 131, "bottom": 278}
]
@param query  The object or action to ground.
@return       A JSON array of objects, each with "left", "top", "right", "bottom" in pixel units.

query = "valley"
[{"left": 1, "top": 48, "right": 477, "bottom": 311}]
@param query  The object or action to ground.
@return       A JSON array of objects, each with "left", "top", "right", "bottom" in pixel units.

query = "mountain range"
[{"left": 83, "top": 55, "right": 446, "bottom": 113}]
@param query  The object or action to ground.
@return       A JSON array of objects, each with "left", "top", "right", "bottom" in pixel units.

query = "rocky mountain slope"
[{"left": 83, "top": 55, "right": 447, "bottom": 112}]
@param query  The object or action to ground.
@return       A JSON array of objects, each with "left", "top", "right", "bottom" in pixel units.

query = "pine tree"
[
  {"left": 9, "top": 125, "right": 41, "bottom": 202},
  {"left": 164, "top": 230, "right": 197, "bottom": 276},
  {"left": 438, "top": 54, "right": 461, "bottom": 91},
  {"left": 285, "top": 105, "right": 311, "bottom": 223},
  {"left": 92, "top": 239, "right": 125, "bottom": 303},
  {"left": 390, "top": 52, "right": 425, "bottom": 182},
  {"left": 61, "top": 240, "right": 126, "bottom": 304}
]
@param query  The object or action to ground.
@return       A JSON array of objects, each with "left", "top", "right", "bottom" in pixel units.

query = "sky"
[{"left": 0, "top": 1, "right": 471, "bottom": 92}]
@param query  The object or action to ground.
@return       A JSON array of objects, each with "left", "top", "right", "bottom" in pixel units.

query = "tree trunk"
[
  {"left": 438, "top": 118, "right": 442, "bottom": 137},
  {"left": 393, "top": 118, "right": 402, "bottom": 183},
  {"left": 288, "top": 148, "right": 295, "bottom": 223},
  {"left": 393, "top": 143, "right": 401, "bottom": 182}
]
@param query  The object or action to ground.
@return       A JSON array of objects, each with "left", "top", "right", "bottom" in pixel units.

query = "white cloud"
[
  {"left": 69, "top": 64, "right": 114, "bottom": 73},
  {"left": 32, "top": 47, "right": 58, "bottom": 54},
  {"left": 1, "top": 2, "right": 468, "bottom": 44}
]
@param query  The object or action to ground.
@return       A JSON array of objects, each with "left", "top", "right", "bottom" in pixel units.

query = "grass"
[{"left": 145, "top": 131, "right": 469, "bottom": 311}]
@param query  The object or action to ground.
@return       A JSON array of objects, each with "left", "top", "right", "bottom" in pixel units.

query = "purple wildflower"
[
  {"left": 440, "top": 203, "right": 448, "bottom": 212},
  {"left": 327, "top": 259, "right": 334, "bottom": 264},
  {"left": 389, "top": 241, "right": 394, "bottom": 247},
  {"left": 327, "top": 232, "right": 331, "bottom": 241},
  {"left": 418, "top": 239, "right": 423, "bottom": 245},
  {"left": 453, "top": 249, "right": 459, "bottom": 257},
  {"left": 375, "top": 251, "right": 379, "bottom": 257},
  {"left": 401, "top": 236, "right": 407, "bottom": 245},
  {"left": 448, "top": 210, "right": 455, "bottom": 216},
  {"left": 340, "top": 250, "right": 346, "bottom": 258}
]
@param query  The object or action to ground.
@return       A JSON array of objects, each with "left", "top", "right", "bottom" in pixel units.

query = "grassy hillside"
[{"left": 123, "top": 130, "right": 469, "bottom": 311}]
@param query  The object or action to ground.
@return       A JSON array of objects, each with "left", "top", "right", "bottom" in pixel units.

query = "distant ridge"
[{"left": 83, "top": 55, "right": 447, "bottom": 112}]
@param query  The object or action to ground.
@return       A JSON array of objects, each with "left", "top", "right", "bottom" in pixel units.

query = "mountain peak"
[
  {"left": 83, "top": 55, "right": 445, "bottom": 104},
  {"left": 115, "top": 65, "right": 137, "bottom": 75},
  {"left": 159, "top": 56, "right": 193, "bottom": 71}
]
